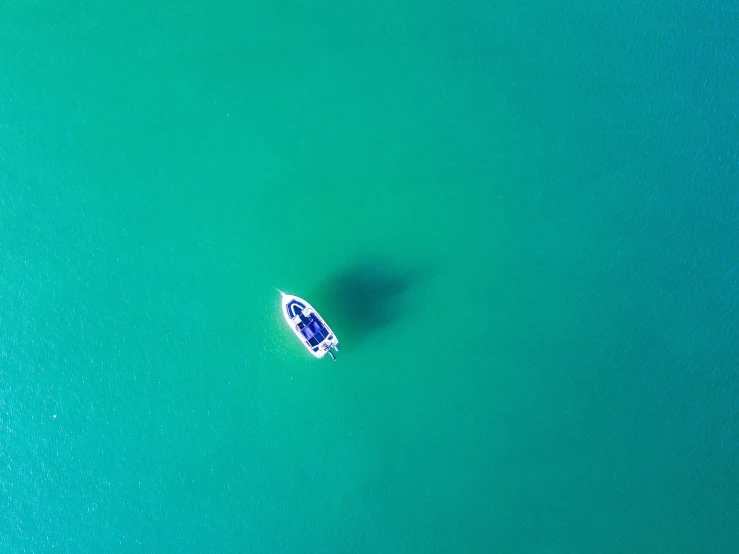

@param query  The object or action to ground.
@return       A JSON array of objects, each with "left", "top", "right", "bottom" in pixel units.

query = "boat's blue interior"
[
  {"left": 286, "top": 299, "right": 306, "bottom": 319},
  {"left": 299, "top": 315, "right": 330, "bottom": 346},
  {"left": 299, "top": 316, "right": 323, "bottom": 339}
]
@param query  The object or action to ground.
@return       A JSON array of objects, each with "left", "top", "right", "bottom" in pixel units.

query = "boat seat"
[{"left": 299, "top": 316, "right": 325, "bottom": 340}]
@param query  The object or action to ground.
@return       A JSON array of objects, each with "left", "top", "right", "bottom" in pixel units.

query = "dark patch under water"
[{"left": 312, "top": 257, "right": 426, "bottom": 349}]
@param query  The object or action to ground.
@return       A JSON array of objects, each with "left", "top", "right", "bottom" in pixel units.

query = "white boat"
[{"left": 279, "top": 290, "right": 340, "bottom": 360}]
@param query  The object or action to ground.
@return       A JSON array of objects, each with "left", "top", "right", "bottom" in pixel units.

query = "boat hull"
[{"left": 280, "top": 292, "right": 339, "bottom": 358}]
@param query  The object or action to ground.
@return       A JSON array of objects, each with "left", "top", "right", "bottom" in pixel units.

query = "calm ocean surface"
[{"left": 2, "top": 1, "right": 737, "bottom": 552}]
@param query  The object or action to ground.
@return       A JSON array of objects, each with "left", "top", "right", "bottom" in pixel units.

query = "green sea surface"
[{"left": 2, "top": 1, "right": 737, "bottom": 552}]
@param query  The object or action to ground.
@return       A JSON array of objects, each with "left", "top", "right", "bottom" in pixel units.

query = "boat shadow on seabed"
[{"left": 311, "top": 257, "right": 427, "bottom": 351}]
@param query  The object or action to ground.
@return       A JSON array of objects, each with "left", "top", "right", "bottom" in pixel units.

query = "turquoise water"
[{"left": 2, "top": 1, "right": 737, "bottom": 552}]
